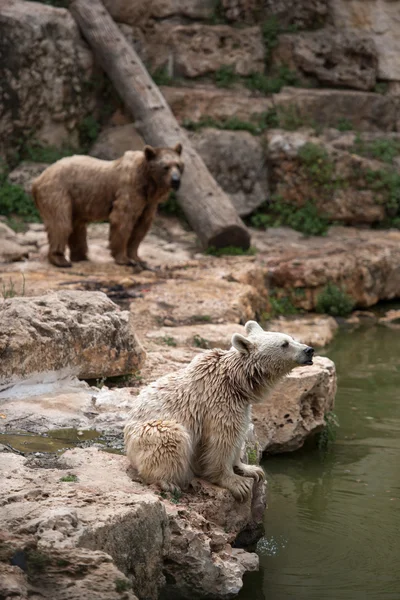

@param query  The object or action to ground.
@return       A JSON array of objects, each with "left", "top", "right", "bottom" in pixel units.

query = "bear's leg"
[
  {"left": 124, "top": 420, "right": 192, "bottom": 492},
  {"left": 69, "top": 221, "right": 89, "bottom": 262},
  {"left": 109, "top": 203, "right": 138, "bottom": 266},
  {"left": 127, "top": 204, "right": 158, "bottom": 270},
  {"left": 47, "top": 223, "right": 73, "bottom": 268},
  {"left": 233, "top": 447, "right": 265, "bottom": 482},
  {"left": 199, "top": 437, "right": 253, "bottom": 502}
]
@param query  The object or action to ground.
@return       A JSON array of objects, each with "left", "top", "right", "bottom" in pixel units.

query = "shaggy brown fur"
[
  {"left": 124, "top": 321, "right": 314, "bottom": 501},
  {"left": 32, "top": 143, "right": 184, "bottom": 268}
]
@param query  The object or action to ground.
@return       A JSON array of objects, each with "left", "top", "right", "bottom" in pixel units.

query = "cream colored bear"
[{"left": 124, "top": 321, "right": 314, "bottom": 501}]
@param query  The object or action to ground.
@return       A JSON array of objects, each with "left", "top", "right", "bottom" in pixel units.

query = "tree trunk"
[{"left": 69, "top": 0, "right": 251, "bottom": 250}]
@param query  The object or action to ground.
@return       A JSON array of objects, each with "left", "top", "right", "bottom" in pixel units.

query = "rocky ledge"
[{"left": 0, "top": 286, "right": 337, "bottom": 599}]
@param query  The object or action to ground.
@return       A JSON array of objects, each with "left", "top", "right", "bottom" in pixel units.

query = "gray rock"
[
  {"left": 0, "top": 1, "right": 96, "bottom": 160},
  {"left": 190, "top": 128, "right": 269, "bottom": 216},
  {"left": 89, "top": 124, "right": 144, "bottom": 160},
  {"left": 273, "top": 29, "right": 378, "bottom": 91}
]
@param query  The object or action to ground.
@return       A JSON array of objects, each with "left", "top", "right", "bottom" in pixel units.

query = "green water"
[{"left": 239, "top": 325, "right": 400, "bottom": 600}]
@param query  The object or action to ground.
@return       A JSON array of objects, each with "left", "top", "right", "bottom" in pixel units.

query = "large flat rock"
[{"left": 0, "top": 291, "right": 146, "bottom": 388}]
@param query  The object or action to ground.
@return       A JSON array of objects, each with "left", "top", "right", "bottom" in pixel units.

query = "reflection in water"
[{"left": 239, "top": 325, "right": 400, "bottom": 600}]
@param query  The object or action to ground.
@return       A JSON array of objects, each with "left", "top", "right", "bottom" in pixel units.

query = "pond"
[{"left": 239, "top": 323, "right": 400, "bottom": 600}]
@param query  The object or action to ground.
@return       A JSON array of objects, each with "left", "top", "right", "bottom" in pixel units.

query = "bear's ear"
[
  {"left": 174, "top": 142, "right": 183, "bottom": 156},
  {"left": 245, "top": 321, "right": 264, "bottom": 335},
  {"left": 232, "top": 333, "right": 254, "bottom": 355},
  {"left": 144, "top": 145, "right": 157, "bottom": 161}
]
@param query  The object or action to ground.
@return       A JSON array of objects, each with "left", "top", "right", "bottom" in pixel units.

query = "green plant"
[
  {"left": 162, "top": 336, "right": 177, "bottom": 347},
  {"left": 151, "top": 66, "right": 174, "bottom": 86},
  {"left": 353, "top": 136, "right": 400, "bottom": 165},
  {"left": 316, "top": 282, "right": 355, "bottom": 316},
  {"left": 317, "top": 411, "right": 339, "bottom": 450},
  {"left": 2, "top": 275, "right": 25, "bottom": 299},
  {"left": 193, "top": 334, "right": 210, "bottom": 349},
  {"left": 374, "top": 82, "right": 388, "bottom": 95},
  {"left": 297, "top": 142, "right": 335, "bottom": 187},
  {"left": 26, "top": 550, "right": 50, "bottom": 575},
  {"left": 246, "top": 446, "right": 258, "bottom": 465},
  {"left": 79, "top": 115, "right": 100, "bottom": 150},
  {"left": 0, "top": 169, "right": 41, "bottom": 223},
  {"left": 205, "top": 245, "right": 257, "bottom": 257},
  {"left": 244, "top": 66, "right": 299, "bottom": 96},
  {"left": 22, "top": 142, "right": 76, "bottom": 164},
  {"left": 215, "top": 65, "right": 240, "bottom": 88},
  {"left": 336, "top": 118, "right": 353, "bottom": 132},
  {"left": 192, "top": 315, "right": 212, "bottom": 323},
  {"left": 249, "top": 197, "right": 329, "bottom": 236},
  {"left": 269, "top": 291, "right": 298, "bottom": 317},
  {"left": 364, "top": 168, "right": 400, "bottom": 221},
  {"left": 159, "top": 191, "right": 186, "bottom": 218},
  {"left": 277, "top": 105, "right": 307, "bottom": 131},
  {"left": 60, "top": 474, "right": 78, "bottom": 482},
  {"left": 115, "top": 578, "right": 132, "bottom": 593},
  {"left": 170, "top": 487, "right": 182, "bottom": 504}
]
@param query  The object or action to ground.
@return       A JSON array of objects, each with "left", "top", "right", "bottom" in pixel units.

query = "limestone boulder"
[
  {"left": 146, "top": 323, "right": 246, "bottom": 350},
  {"left": 253, "top": 356, "right": 336, "bottom": 453},
  {"left": 103, "top": 0, "right": 215, "bottom": 25},
  {"left": 249, "top": 226, "right": 400, "bottom": 309},
  {"left": 89, "top": 124, "right": 144, "bottom": 160},
  {"left": 272, "top": 29, "right": 378, "bottom": 91},
  {"left": 0, "top": 291, "right": 146, "bottom": 388},
  {"left": 266, "top": 130, "right": 388, "bottom": 225},
  {"left": 189, "top": 128, "right": 269, "bottom": 216},
  {"left": 273, "top": 87, "right": 400, "bottom": 132},
  {"left": 0, "top": 448, "right": 263, "bottom": 599},
  {"left": 330, "top": 0, "right": 400, "bottom": 81},
  {"left": 263, "top": 0, "right": 328, "bottom": 29},
  {"left": 0, "top": 0, "right": 96, "bottom": 160},
  {"left": 162, "top": 84, "right": 274, "bottom": 124},
  {"left": 0, "top": 222, "right": 30, "bottom": 263},
  {"left": 141, "top": 24, "right": 265, "bottom": 77}
]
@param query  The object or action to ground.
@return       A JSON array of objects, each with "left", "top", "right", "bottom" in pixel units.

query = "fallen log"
[{"left": 70, "top": 0, "right": 251, "bottom": 250}]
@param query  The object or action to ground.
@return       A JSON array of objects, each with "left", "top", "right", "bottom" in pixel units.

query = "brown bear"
[
  {"left": 32, "top": 143, "right": 184, "bottom": 268},
  {"left": 124, "top": 321, "right": 315, "bottom": 501}
]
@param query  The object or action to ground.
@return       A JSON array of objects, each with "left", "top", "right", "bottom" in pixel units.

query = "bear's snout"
[
  {"left": 303, "top": 346, "right": 314, "bottom": 365},
  {"left": 171, "top": 172, "right": 181, "bottom": 190}
]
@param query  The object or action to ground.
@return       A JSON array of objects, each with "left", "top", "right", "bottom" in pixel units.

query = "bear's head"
[
  {"left": 231, "top": 320, "right": 314, "bottom": 379},
  {"left": 144, "top": 143, "right": 184, "bottom": 193}
]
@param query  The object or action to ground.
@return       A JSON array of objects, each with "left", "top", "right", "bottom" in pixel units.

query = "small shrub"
[
  {"left": 162, "top": 336, "right": 177, "bottom": 347},
  {"left": 79, "top": 115, "right": 100, "bottom": 150},
  {"left": 316, "top": 282, "right": 354, "bottom": 317},
  {"left": 151, "top": 66, "right": 174, "bottom": 87},
  {"left": 193, "top": 334, "right": 210, "bottom": 349},
  {"left": 205, "top": 245, "right": 257, "bottom": 257},
  {"left": 215, "top": 65, "right": 240, "bottom": 88},
  {"left": 269, "top": 292, "right": 298, "bottom": 317},
  {"left": 245, "top": 66, "right": 299, "bottom": 96},
  {"left": 336, "top": 118, "right": 353, "bottom": 132},
  {"left": 159, "top": 191, "right": 186, "bottom": 218},
  {"left": 353, "top": 136, "right": 400, "bottom": 165},
  {"left": 192, "top": 315, "right": 212, "bottom": 323},
  {"left": 246, "top": 446, "right": 258, "bottom": 465},
  {"left": 115, "top": 578, "right": 132, "bottom": 593},
  {"left": 317, "top": 411, "right": 339, "bottom": 450},
  {"left": 0, "top": 168, "right": 41, "bottom": 223},
  {"left": 297, "top": 142, "right": 335, "bottom": 187},
  {"left": 60, "top": 474, "right": 78, "bottom": 483},
  {"left": 277, "top": 105, "right": 307, "bottom": 131},
  {"left": 2, "top": 275, "right": 25, "bottom": 299},
  {"left": 22, "top": 142, "right": 76, "bottom": 164},
  {"left": 26, "top": 550, "right": 50, "bottom": 575},
  {"left": 249, "top": 197, "right": 329, "bottom": 237}
]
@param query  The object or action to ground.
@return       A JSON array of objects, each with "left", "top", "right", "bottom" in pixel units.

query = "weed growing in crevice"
[
  {"left": 317, "top": 411, "right": 339, "bottom": 450},
  {"left": 249, "top": 197, "right": 329, "bottom": 236}
]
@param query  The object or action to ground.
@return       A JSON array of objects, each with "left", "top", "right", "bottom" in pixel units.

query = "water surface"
[{"left": 239, "top": 324, "right": 400, "bottom": 600}]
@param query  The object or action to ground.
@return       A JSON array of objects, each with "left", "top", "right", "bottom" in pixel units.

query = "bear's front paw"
[
  {"left": 222, "top": 475, "right": 253, "bottom": 502},
  {"left": 234, "top": 463, "right": 265, "bottom": 482}
]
